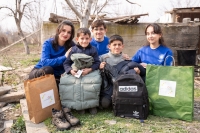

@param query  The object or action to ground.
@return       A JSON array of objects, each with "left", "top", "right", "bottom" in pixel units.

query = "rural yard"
[{"left": 0, "top": 43, "right": 200, "bottom": 133}]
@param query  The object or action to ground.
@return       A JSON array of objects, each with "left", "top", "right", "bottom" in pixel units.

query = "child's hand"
[
  {"left": 70, "top": 69, "right": 77, "bottom": 76},
  {"left": 122, "top": 53, "right": 130, "bottom": 60},
  {"left": 100, "top": 62, "right": 106, "bottom": 69},
  {"left": 140, "top": 63, "right": 147, "bottom": 68},
  {"left": 134, "top": 67, "right": 140, "bottom": 74},
  {"left": 65, "top": 47, "right": 72, "bottom": 58},
  {"left": 82, "top": 68, "right": 92, "bottom": 76}
]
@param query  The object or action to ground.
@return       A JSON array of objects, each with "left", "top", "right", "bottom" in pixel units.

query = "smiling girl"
[
  {"left": 28, "top": 20, "right": 75, "bottom": 81},
  {"left": 132, "top": 23, "right": 173, "bottom": 68}
]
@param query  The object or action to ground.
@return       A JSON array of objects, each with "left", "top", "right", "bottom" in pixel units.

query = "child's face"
[
  {"left": 108, "top": 40, "right": 124, "bottom": 54},
  {"left": 76, "top": 33, "right": 92, "bottom": 48},
  {"left": 146, "top": 26, "right": 161, "bottom": 45},
  {"left": 92, "top": 25, "right": 107, "bottom": 41}
]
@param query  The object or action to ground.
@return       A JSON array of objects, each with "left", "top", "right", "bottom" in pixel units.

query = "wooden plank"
[
  {"left": 0, "top": 86, "right": 12, "bottom": 96},
  {"left": 0, "top": 91, "right": 25, "bottom": 103},
  {"left": 103, "top": 13, "right": 148, "bottom": 21},
  {"left": 0, "top": 65, "right": 13, "bottom": 72},
  {"left": 176, "top": 9, "right": 200, "bottom": 13},
  {"left": 0, "top": 104, "right": 12, "bottom": 113}
]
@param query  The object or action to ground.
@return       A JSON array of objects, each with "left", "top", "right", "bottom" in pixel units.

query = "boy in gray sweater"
[{"left": 99, "top": 35, "right": 141, "bottom": 108}]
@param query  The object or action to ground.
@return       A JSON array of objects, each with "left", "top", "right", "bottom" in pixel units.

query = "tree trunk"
[
  {"left": 80, "top": 17, "right": 89, "bottom": 28},
  {"left": 22, "top": 37, "right": 30, "bottom": 55},
  {"left": 16, "top": 23, "right": 30, "bottom": 54}
]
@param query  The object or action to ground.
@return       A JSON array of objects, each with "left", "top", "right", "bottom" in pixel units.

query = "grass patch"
[
  {"left": 44, "top": 118, "right": 57, "bottom": 133},
  {"left": 14, "top": 103, "right": 21, "bottom": 109},
  {"left": 20, "top": 58, "right": 40, "bottom": 67},
  {"left": 0, "top": 43, "right": 41, "bottom": 68},
  {"left": 3, "top": 72, "right": 19, "bottom": 85},
  {"left": 10, "top": 116, "right": 26, "bottom": 133},
  {"left": 44, "top": 108, "right": 195, "bottom": 133}
]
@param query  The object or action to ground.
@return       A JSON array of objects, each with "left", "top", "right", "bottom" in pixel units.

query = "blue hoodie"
[{"left": 35, "top": 38, "right": 75, "bottom": 76}]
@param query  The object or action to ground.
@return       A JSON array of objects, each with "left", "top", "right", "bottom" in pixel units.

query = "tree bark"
[
  {"left": 16, "top": 21, "right": 30, "bottom": 54},
  {"left": 65, "top": 0, "right": 93, "bottom": 28}
]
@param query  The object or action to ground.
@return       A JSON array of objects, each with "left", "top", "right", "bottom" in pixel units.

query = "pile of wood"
[
  {"left": 0, "top": 67, "right": 25, "bottom": 108},
  {"left": 49, "top": 13, "right": 148, "bottom": 24},
  {"left": 0, "top": 86, "right": 25, "bottom": 108}
]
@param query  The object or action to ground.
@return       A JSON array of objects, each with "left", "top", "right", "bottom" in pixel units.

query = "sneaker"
[
  {"left": 63, "top": 107, "right": 80, "bottom": 126},
  {"left": 89, "top": 107, "right": 97, "bottom": 115},
  {"left": 77, "top": 109, "right": 85, "bottom": 115},
  {"left": 52, "top": 117, "right": 71, "bottom": 130},
  {"left": 52, "top": 108, "right": 71, "bottom": 130}
]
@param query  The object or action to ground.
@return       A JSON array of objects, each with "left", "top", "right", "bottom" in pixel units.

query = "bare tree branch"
[
  {"left": 0, "top": 0, "right": 41, "bottom": 54},
  {"left": 97, "top": 0, "right": 108, "bottom": 14},
  {"left": 83, "top": 0, "right": 92, "bottom": 17},
  {"left": 0, "top": 7, "right": 15, "bottom": 15},
  {"left": 92, "top": 0, "right": 98, "bottom": 15},
  {"left": 126, "top": 0, "right": 141, "bottom": 7},
  {"left": 64, "top": 0, "right": 82, "bottom": 18}
]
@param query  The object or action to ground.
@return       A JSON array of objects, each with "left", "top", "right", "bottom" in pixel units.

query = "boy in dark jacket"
[
  {"left": 63, "top": 28, "right": 100, "bottom": 114},
  {"left": 99, "top": 34, "right": 145, "bottom": 109}
]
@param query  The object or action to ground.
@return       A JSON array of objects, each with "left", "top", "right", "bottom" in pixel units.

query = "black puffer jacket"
[
  {"left": 100, "top": 60, "right": 146, "bottom": 99},
  {"left": 104, "top": 60, "right": 145, "bottom": 82}
]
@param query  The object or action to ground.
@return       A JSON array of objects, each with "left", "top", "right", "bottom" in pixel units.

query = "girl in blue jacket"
[
  {"left": 28, "top": 20, "right": 75, "bottom": 82},
  {"left": 28, "top": 21, "right": 81, "bottom": 129},
  {"left": 132, "top": 23, "right": 173, "bottom": 67}
]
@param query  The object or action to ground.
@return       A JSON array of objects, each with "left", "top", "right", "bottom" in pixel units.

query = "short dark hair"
[
  {"left": 145, "top": 23, "right": 166, "bottom": 46},
  {"left": 91, "top": 20, "right": 107, "bottom": 29},
  {"left": 77, "top": 28, "right": 91, "bottom": 37},
  {"left": 109, "top": 34, "right": 123, "bottom": 44}
]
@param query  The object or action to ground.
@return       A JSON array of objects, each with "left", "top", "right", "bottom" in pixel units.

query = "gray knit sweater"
[{"left": 100, "top": 51, "right": 124, "bottom": 66}]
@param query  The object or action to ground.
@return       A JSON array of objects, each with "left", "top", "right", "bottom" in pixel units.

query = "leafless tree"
[
  {"left": 63, "top": 0, "right": 112, "bottom": 28},
  {"left": 64, "top": 0, "right": 93, "bottom": 28},
  {"left": 61, "top": 0, "right": 144, "bottom": 27},
  {"left": 0, "top": 0, "right": 40, "bottom": 54},
  {"left": 23, "top": 0, "right": 46, "bottom": 46}
]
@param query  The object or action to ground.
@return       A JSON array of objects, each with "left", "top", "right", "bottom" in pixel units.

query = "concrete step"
[{"left": 20, "top": 99, "right": 49, "bottom": 133}]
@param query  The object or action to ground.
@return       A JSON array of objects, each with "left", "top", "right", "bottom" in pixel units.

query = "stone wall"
[{"left": 41, "top": 21, "right": 200, "bottom": 65}]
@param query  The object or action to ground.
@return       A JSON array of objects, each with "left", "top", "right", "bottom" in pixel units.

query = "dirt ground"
[
  {"left": 0, "top": 104, "right": 22, "bottom": 133},
  {"left": 0, "top": 44, "right": 200, "bottom": 132},
  {"left": 0, "top": 44, "right": 40, "bottom": 133}
]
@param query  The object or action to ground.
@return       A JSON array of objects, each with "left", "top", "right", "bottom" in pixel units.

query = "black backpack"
[{"left": 112, "top": 73, "right": 149, "bottom": 119}]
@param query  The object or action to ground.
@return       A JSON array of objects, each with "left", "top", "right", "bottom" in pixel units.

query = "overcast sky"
[{"left": 0, "top": 0, "right": 200, "bottom": 31}]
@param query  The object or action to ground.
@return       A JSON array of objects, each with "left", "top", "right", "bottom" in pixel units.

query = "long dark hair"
[
  {"left": 52, "top": 20, "right": 75, "bottom": 51},
  {"left": 145, "top": 23, "right": 166, "bottom": 46}
]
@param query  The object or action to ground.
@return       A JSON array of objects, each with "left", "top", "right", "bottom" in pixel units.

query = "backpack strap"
[{"left": 113, "top": 60, "right": 131, "bottom": 73}]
